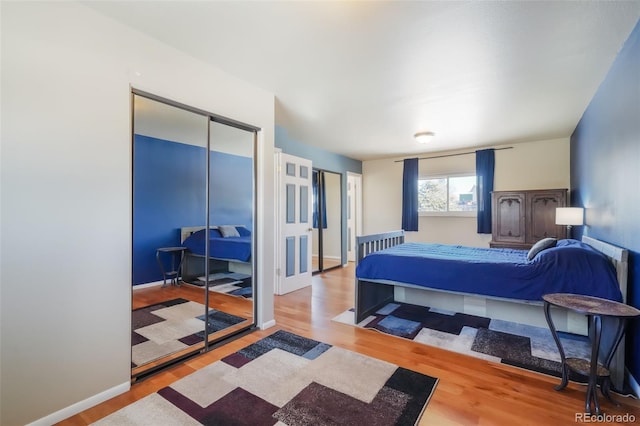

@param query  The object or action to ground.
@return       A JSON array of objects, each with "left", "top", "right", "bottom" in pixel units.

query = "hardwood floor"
[{"left": 59, "top": 264, "right": 640, "bottom": 425}]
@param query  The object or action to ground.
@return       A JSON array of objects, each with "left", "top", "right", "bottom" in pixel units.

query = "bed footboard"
[{"left": 355, "top": 230, "right": 405, "bottom": 323}]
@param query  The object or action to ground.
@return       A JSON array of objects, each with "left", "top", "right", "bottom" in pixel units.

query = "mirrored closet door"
[
  {"left": 131, "top": 92, "right": 257, "bottom": 379},
  {"left": 312, "top": 169, "right": 343, "bottom": 273}
]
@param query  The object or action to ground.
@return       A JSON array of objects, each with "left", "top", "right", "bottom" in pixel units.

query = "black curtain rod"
[{"left": 394, "top": 146, "right": 513, "bottom": 162}]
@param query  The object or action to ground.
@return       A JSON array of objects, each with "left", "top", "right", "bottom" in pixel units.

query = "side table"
[
  {"left": 543, "top": 293, "right": 640, "bottom": 415},
  {"left": 156, "top": 247, "right": 188, "bottom": 287}
]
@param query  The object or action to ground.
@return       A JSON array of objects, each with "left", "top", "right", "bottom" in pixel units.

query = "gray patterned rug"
[
  {"left": 96, "top": 330, "right": 438, "bottom": 425},
  {"left": 132, "top": 299, "right": 248, "bottom": 367},
  {"left": 333, "top": 302, "right": 591, "bottom": 380},
  {"left": 188, "top": 272, "right": 253, "bottom": 299}
]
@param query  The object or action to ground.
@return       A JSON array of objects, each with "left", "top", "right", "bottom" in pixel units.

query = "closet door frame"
[
  {"left": 131, "top": 89, "right": 260, "bottom": 377},
  {"left": 312, "top": 168, "right": 343, "bottom": 274}
]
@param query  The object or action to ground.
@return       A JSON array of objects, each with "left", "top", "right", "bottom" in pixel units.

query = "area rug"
[
  {"left": 189, "top": 272, "right": 253, "bottom": 299},
  {"left": 97, "top": 330, "right": 438, "bottom": 425},
  {"left": 132, "top": 299, "right": 248, "bottom": 367},
  {"left": 333, "top": 302, "right": 592, "bottom": 381}
]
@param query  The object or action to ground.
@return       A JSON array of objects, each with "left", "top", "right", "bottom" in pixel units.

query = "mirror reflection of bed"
[
  {"left": 179, "top": 225, "right": 252, "bottom": 293},
  {"left": 131, "top": 93, "right": 257, "bottom": 379}
]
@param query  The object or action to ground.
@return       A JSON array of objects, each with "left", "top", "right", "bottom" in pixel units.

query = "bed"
[
  {"left": 355, "top": 230, "right": 629, "bottom": 389},
  {"left": 180, "top": 225, "right": 253, "bottom": 281}
]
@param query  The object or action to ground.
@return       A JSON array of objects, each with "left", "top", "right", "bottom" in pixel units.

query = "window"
[{"left": 418, "top": 175, "right": 477, "bottom": 215}]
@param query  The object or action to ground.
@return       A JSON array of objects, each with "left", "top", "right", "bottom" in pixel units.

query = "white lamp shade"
[{"left": 555, "top": 207, "right": 584, "bottom": 226}]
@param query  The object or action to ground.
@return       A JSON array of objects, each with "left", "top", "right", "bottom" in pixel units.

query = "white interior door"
[
  {"left": 276, "top": 153, "right": 313, "bottom": 294},
  {"left": 347, "top": 172, "right": 362, "bottom": 262}
]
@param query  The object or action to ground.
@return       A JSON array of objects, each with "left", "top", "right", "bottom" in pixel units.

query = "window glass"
[
  {"left": 418, "top": 178, "right": 447, "bottom": 212},
  {"left": 418, "top": 175, "right": 476, "bottom": 213},
  {"left": 448, "top": 175, "right": 477, "bottom": 212}
]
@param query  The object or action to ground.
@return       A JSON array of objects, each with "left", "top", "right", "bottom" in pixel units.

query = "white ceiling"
[{"left": 86, "top": 1, "right": 640, "bottom": 161}]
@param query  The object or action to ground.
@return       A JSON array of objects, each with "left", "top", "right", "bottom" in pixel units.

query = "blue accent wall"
[
  {"left": 210, "top": 149, "right": 254, "bottom": 228},
  {"left": 570, "top": 20, "right": 640, "bottom": 383},
  {"left": 276, "top": 126, "right": 363, "bottom": 174},
  {"left": 275, "top": 126, "right": 362, "bottom": 265},
  {"left": 133, "top": 134, "right": 253, "bottom": 285}
]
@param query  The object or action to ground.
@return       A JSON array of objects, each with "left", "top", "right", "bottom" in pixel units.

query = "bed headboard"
[
  {"left": 582, "top": 235, "right": 629, "bottom": 303},
  {"left": 180, "top": 225, "right": 244, "bottom": 243},
  {"left": 355, "top": 230, "right": 405, "bottom": 263}
]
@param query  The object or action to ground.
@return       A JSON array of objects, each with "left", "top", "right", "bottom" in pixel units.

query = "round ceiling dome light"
[{"left": 414, "top": 131, "right": 435, "bottom": 144}]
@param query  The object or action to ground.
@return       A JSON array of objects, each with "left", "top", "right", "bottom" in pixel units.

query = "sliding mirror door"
[
  {"left": 200, "top": 120, "right": 255, "bottom": 349},
  {"left": 312, "top": 169, "right": 343, "bottom": 273},
  {"left": 131, "top": 93, "right": 256, "bottom": 379}
]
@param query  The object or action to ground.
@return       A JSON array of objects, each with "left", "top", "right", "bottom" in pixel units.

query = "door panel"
[{"left": 277, "top": 153, "right": 312, "bottom": 294}]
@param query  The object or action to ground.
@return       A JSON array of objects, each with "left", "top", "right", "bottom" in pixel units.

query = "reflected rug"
[
  {"left": 333, "top": 302, "right": 591, "bottom": 381},
  {"left": 189, "top": 272, "right": 253, "bottom": 299},
  {"left": 132, "top": 299, "right": 247, "bottom": 367},
  {"left": 98, "top": 330, "right": 438, "bottom": 425}
]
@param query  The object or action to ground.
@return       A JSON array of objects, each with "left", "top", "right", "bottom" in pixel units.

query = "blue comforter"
[
  {"left": 356, "top": 239, "right": 622, "bottom": 302},
  {"left": 183, "top": 229, "right": 251, "bottom": 262}
]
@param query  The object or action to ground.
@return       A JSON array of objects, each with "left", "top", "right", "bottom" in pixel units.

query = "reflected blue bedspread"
[
  {"left": 183, "top": 229, "right": 251, "bottom": 262},
  {"left": 356, "top": 239, "right": 622, "bottom": 302}
]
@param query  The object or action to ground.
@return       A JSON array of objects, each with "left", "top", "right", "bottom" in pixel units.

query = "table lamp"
[{"left": 555, "top": 207, "right": 584, "bottom": 238}]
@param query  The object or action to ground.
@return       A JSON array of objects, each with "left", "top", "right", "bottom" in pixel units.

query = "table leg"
[
  {"left": 544, "top": 301, "right": 569, "bottom": 390},
  {"left": 175, "top": 250, "right": 185, "bottom": 287},
  {"left": 599, "top": 317, "right": 627, "bottom": 407},
  {"left": 156, "top": 250, "right": 168, "bottom": 287},
  {"left": 586, "top": 315, "right": 602, "bottom": 415}
]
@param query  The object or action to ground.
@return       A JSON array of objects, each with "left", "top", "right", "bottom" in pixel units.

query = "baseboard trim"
[
  {"left": 260, "top": 319, "right": 277, "bottom": 330},
  {"left": 132, "top": 280, "right": 163, "bottom": 290},
  {"left": 27, "top": 381, "right": 130, "bottom": 426}
]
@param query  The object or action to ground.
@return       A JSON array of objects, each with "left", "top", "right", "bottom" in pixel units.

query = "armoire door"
[
  {"left": 527, "top": 190, "right": 567, "bottom": 241},
  {"left": 492, "top": 192, "right": 526, "bottom": 245}
]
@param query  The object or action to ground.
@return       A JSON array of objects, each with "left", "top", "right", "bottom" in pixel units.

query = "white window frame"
[{"left": 418, "top": 173, "right": 477, "bottom": 217}]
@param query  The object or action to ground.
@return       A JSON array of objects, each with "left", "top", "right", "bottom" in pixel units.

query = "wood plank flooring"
[{"left": 58, "top": 264, "right": 640, "bottom": 425}]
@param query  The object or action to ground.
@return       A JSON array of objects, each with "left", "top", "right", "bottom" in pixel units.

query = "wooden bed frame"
[{"left": 355, "top": 230, "right": 629, "bottom": 390}]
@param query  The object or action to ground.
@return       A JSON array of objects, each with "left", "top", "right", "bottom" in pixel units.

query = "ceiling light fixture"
[{"left": 414, "top": 131, "right": 435, "bottom": 144}]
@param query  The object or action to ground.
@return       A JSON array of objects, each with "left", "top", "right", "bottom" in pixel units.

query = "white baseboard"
[
  {"left": 132, "top": 280, "right": 163, "bottom": 290},
  {"left": 323, "top": 255, "right": 341, "bottom": 260},
  {"left": 260, "top": 319, "right": 277, "bottom": 330},
  {"left": 27, "top": 381, "right": 130, "bottom": 426}
]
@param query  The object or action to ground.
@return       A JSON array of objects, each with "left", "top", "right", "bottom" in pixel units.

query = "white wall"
[
  {"left": 0, "top": 3, "right": 275, "bottom": 425},
  {"left": 362, "top": 138, "right": 570, "bottom": 246}
]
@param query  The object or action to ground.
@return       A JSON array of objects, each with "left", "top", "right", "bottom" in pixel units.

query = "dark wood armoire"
[{"left": 490, "top": 189, "right": 567, "bottom": 249}]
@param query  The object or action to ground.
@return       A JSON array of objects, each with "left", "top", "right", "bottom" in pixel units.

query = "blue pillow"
[{"left": 236, "top": 226, "right": 251, "bottom": 236}]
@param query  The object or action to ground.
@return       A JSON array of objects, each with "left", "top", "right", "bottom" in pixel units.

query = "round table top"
[
  {"left": 543, "top": 293, "right": 640, "bottom": 317},
  {"left": 157, "top": 246, "right": 188, "bottom": 252}
]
